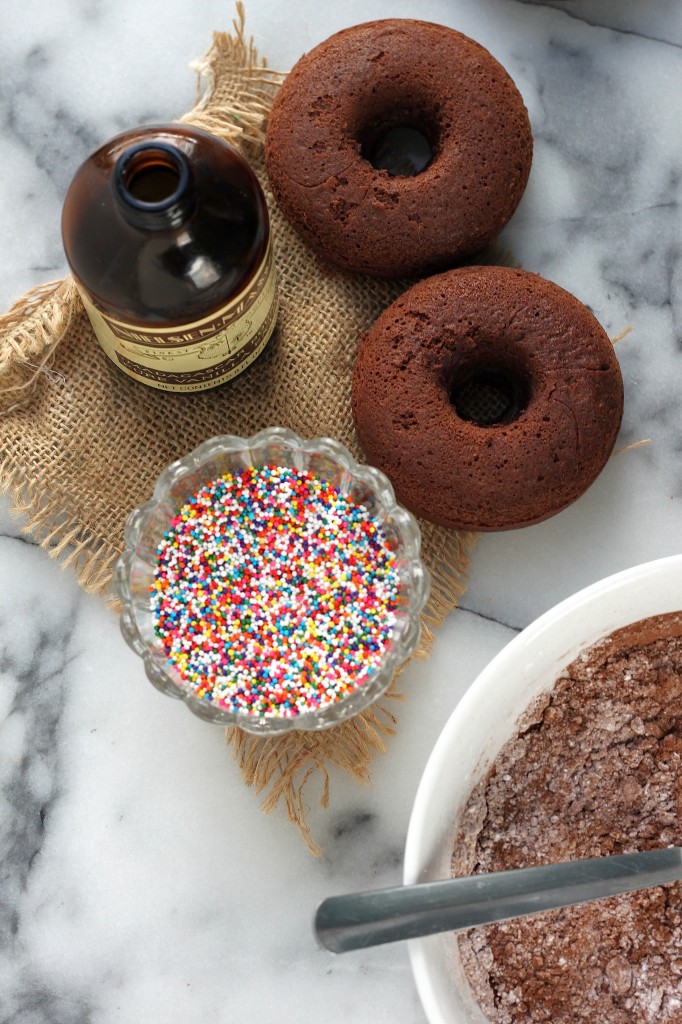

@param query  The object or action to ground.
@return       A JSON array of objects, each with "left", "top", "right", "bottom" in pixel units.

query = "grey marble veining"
[
  {"left": 513, "top": 0, "right": 682, "bottom": 46},
  {"left": 0, "top": 521, "right": 513, "bottom": 1023},
  {"left": 2, "top": 1, "right": 682, "bottom": 1021}
]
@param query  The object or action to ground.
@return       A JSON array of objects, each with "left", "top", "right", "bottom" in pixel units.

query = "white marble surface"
[{"left": 2, "top": 2, "right": 682, "bottom": 1021}]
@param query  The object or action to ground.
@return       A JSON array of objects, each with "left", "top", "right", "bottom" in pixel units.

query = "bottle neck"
[{"left": 113, "top": 142, "right": 196, "bottom": 230}]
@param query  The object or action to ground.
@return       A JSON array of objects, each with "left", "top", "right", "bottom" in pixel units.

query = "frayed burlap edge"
[
  {"left": 0, "top": 5, "right": 480, "bottom": 856},
  {"left": 0, "top": 4, "right": 282, "bottom": 418},
  {"left": 173, "top": 6, "right": 639, "bottom": 854},
  {"left": 178, "top": 4, "right": 285, "bottom": 155},
  {"left": 0, "top": 451, "right": 121, "bottom": 593},
  {"left": 226, "top": 525, "right": 477, "bottom": 854},
  {"left": 0, "top": 278, "right": 80, "bottom": 417},
  {"left": 0, "top": 280, "right": 121, "bottom": 593}
]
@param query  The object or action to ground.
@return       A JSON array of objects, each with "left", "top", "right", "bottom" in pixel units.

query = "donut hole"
[
  {"left": 358, "top": 104, "right": 437, "bottom": 178},
  {"left": 450, "top": 365, "right": 531, "bottom": 426},
  {"left": 363, "top": 126, "right": 433, "bottom": 177}
]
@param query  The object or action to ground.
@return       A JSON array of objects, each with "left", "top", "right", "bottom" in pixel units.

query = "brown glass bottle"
[{"left": 62, "top": 124, "right": 278, "bottom": 392}]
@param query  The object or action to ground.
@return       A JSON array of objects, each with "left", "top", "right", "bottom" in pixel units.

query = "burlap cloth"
[{"left": 0, "top": 5, "right": 478, "bottom": 853}]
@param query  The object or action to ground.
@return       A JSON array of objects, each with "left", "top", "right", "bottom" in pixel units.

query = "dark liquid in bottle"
[
  {"left": 126, "top": 162, "right": 180, "bottom": 204},
  {"left": 62, "top": 124, "right": 270, "bottom": 325},
  {"left": 62, "top": 124, "right": 277, "bottom": 392}
]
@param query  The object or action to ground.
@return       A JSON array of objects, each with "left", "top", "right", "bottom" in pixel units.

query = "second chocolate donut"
[{"left": 351, "top": 266, "right": 624, "bottom": 531}]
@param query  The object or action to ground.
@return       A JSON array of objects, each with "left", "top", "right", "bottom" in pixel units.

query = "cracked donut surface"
[
  {"left": 351, "top": 265, "right": 624, "bottom": 531},
  {"left": 265, "top": 19, "right": 533, "bottom": 279}
]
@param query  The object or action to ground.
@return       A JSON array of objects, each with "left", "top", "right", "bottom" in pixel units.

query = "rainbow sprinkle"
[{"left": 150, "top": 465, "right": 399, "bottom": 718}]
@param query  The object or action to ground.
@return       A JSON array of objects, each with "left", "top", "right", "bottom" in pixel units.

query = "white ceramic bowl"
[{"left": 404, "top": 554, "right": 682, "bottom": 1024}]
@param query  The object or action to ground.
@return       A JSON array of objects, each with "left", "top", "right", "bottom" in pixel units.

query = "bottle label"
[{"left": 77, "top": 243, "right": 278, "bottom": 393}]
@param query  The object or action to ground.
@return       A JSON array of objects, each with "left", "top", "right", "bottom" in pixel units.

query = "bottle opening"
[
  {"left": 363, "top": 126, "right": 433, "bottom": 178},
  {"left": 128, "top": 161, "right": 180, "bottom": 204},
  {"left": 115, "top": 142, "right": 191, "bottom": 212}
]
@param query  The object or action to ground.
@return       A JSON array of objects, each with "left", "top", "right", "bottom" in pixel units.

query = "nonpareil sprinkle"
[{"left": 151, "top": 465, "right": 399, "bottom": 718}]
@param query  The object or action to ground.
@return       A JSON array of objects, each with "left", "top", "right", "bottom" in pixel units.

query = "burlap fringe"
[
  {"left": 613, "top": 438, "right": 651, "bottom": 457},
  {"left": 0, "top": 278, "right": 79, "bottom": 416},
  {"left": 0, "top": 7, "right": 476, "bottom": 856},
  {"left": 607, "top": 328, "right": 650, "bottom": 458},
  {"left": 0, "top": 3, "right": 280, "bottom": 419},
  {"left": 197, "top": 9, "right": 483, "bottom": 848},
  {"left": 0, "top": 453, "right": 120, "bottom": 593},
  {"left": 179, "top": 2, "right": 284, "bottom": 155},
  {"left": 225, "top": 527, "right": 477, "bottom": 855},
  {"left": 227, "top": 693, "right": 403, "bottom": 856},
  {"left": 611, "top": 326, "right": 632, "bottom": 345},
  {"left": 0, "top": 4, "right": 648, "bottom": 855},
  {"left": 146, "top": 8, "right": 477, "bottom": 854}
]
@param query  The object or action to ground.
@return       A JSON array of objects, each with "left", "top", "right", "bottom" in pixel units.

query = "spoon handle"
[{"left": 315, "top": 846, "right": 682, "bottom": 954}]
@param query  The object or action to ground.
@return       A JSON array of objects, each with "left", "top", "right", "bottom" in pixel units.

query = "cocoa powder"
[{"left": 453, "top": 612, "right": 682, "bottom": 1024}]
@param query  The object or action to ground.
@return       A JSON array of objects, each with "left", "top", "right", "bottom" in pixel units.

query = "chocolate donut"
[
  {"left": 265, "top": 20, "right": 533, "bottom": 279},
  {"left": 351, "top": 266, "right": 624, "bottom": 531}
]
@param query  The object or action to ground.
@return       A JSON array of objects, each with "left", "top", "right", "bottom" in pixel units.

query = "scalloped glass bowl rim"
[{"left": 114, "top": 427, "right": 430, "bottom": 735}]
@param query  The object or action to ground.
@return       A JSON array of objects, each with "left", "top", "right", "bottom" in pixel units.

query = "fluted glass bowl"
[{"left": 114, "top": 427, "right": 430, "bottom": 735}]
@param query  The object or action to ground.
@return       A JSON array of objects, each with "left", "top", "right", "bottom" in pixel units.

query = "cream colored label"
[{"left": 78, "top": 244, "right": 278, "bottom": 393}]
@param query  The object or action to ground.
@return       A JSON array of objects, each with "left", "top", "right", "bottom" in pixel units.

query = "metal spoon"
[{"left": 315, "top": 846, "right": 682, "bottom": 954}]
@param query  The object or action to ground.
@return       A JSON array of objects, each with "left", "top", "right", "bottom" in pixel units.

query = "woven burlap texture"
[{"left": 0, "top": 6, "right": 477, "bottom": 853}]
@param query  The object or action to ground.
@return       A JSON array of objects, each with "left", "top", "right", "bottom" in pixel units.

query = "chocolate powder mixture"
[{"left": 452, "top": 612, "right": 682, "bottom": 1024}]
